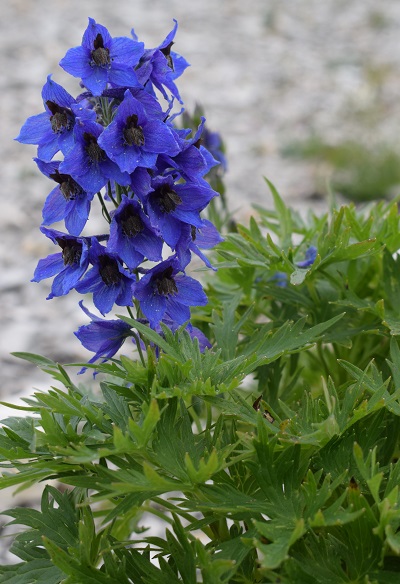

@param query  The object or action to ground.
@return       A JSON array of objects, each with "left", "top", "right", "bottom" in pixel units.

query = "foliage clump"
[{"left": 2, "top": 189, "right": 400, "bottom": 582}]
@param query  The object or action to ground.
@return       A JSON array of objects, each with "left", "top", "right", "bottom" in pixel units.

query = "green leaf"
[
  {"left": 128, "top": 399, "right": 160, "bottom": 448},
  {"left": 100, "top": 383, "right": 131, "bottom": 432},
  {"left": 10, "top": 353, "right": 57, "bottom": 369},
  {"left": 0, "top": 560, "right": 63, "bottom": 584},
  {"left": 43, "top": 537, "right": 115, "bottom": 584},
  {"left": 243, "top": 314, "right": 345, "bottom": 371},
  {"left": 254, "top": 518, "right": 305, "bottom": 570},
  {"left": 264, "top": 177, "right": 293, "bottom": 248},
  {"left": 117, "top": 316, "right": 182, "bottom": 360}
]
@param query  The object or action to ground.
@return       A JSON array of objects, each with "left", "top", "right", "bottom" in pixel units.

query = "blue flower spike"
[{"left": 18, "top": 17, "right": 223, "bottom": 367}]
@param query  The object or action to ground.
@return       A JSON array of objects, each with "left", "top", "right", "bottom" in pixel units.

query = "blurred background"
[{"left": 2, "top": 0, "right": 400, "bottom": 398}]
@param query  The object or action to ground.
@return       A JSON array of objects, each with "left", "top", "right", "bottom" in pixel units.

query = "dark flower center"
[
  {"left": 155, "top": 266, "right": 178, "bottom": 296},
  {"left": 123, "top": 114, "right": 145, "bottom": 147},
  {"left": 49, "top": 170, "right": 82, "bottom": 201},
  {"left": 91, "top": 33, "right": 110, "bottom": 67},
  {"left": 57, "top": 239, "right": 82, "bottom": 266},
  {"left": 153, "top": 184, "right": 182, "bottom": 214},
  {"left": 84, "top": 132, "right": 106, "bottom": 163},
  {"left": 46, "top": 101, "right": 73, "bottom": 134},
  {"left": 160, "top": 41, "right": 174, "bottom": 70},
  {"left": 99, "top": 255, "right": 122, "bottom": 286},
  {"left": 120, "top": 206, "right": 144, "bottom": 237},
  {"left": 191, "top": 225, "right": 197, "bottom": 241}
]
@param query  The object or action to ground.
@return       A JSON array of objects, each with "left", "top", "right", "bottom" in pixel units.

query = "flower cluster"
[{"left": 17, "top": 18, "right": 223, "bottom": 366}]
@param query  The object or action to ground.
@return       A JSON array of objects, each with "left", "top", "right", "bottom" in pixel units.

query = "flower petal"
[
  {"left": 140, "top": 294, "right": 166, "bottom": 327},
  {"left": 175, "top": 275, "right": 208, "bottom": 306},
  {"left": 59, "top": 46, "right": 92, "bottom": 78}
]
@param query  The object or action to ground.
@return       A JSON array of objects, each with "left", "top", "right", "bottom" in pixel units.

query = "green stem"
[
  {"left": 126, "top": 307, "right": 146, "bottom": 367},
  {"left": 132, "top": 332, "right": 146, "bottom": 367},
  {"left": 99, "top": 96, "right": 112, "bottom": 125},
  {"left": 107, "top": 181, "right": 118, "bottom": 207},
  {"left": 317, "top": 341, "right": 331, "bottom": 380},
  {"left": 151, "top": 496, "right": 214, "bottom": 540},
  {"left": 141, "top": 502, "right": 174, "bottom": 526},
  {"left": 206, "top": 401, "right": 213, "bottom": 431},
  {"left": 188, "top": 403, "right": 203, "bottom": 434},
  {"left": 115, "top": 182, "right": 123, "bottom": 205},
  {"left": 97, "top": 191, "right": 111, "bottom": 223},
  {"left": 151, "top": 497, "right": 195, "bottom": 524}
]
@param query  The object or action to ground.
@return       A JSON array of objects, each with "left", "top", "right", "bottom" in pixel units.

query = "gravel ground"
[{"left": 0, "top": 0, "right": 400, "bottom": 535}]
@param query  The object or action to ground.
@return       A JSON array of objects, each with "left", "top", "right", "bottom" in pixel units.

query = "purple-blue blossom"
[
  {"left": 15, "top": 76, "right": 95, "bottom": 161},
  {"left": 270, "top": 246, "right": 318, "bottom": 287},
  {"left": 107, "top": 196, "right": 163, "bottom": 268},
  {"left": 97, "top": 89, "right": 180, "bottom": 174},
  {"left": 60, "top": 18, "right": 144, "bottom": 96},
  {"left": 201, "top": 124, "right": 228, "bottom": 174},
  {"left": 164, "top": 320, "right": 212, "bottom": 352},
  {"left": 74, "top": 302, "right": 133, "bottom": 369},
  {"left": 35, "top": 159, "right": 95, "bottom": 236},
  {"left": 133, "top": 20, "right": 189, "bottom": 103},
  {"left": 60, "top": 117, "right": 130, "bottom": 193},
  {"left": 175, "top": 220, "right": 224, "bottom": 270},
  {"left": 32, "top": 227, "right": 90, "bottom": 298},
  {"left": 75, "top": 238, "right": 135, "bottom": 315},
  {"left": 296, "top": 246, "right": 317, "bottom": 268},
  {"left": 270, "top": 271, "right": 288, "bottom": 288},
  {"left": 158, "top": 117, "right": 219, "bottom": 183},
  {"left": 132, "top": 256, "right": 208, "bottom": 327},
  {"left": 144, "top": 176, "right": 217, "bottom": 248}
]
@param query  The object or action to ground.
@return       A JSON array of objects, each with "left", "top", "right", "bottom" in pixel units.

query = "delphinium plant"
[{"left": 2, "top": 15, "right": 400, "bottom": 584}]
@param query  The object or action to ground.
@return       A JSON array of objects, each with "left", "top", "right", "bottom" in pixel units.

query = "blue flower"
[
  {"left": 35, "top": 159, "right": 95, "bottom": 236},
  {"left": 59, "top": 18, "right": 144, "bottom": 96},
  {"left": 32, "top": 227, "right": 90, "bottom": 299},
  {"left": 130, "top": 167, "right": 153, "bottom": 199},
  {"left": 185, "top": 324, "right": 212, "bottom": 352},
  {"left": 270, "top": 271, "right": 288, "bottom": 287},
  {"left": 134, "top": 20, "right": 189, "bottom": 103},
  {"left": 144, "top": 176, "right": 217, "bottom": 248},
  {"left": 103, "top": 86, "right": 166, "bottom": 121},
  {"left": 296, "top": 246, "right": 317, "bottom": 268},
  {"left": 60, "top": 118, "right": 130, "bottom": 193},
  {"left": 132, "top": 256, "right": 208, "bottom": 327},
  {"left": 158, "top": 117, "right": 219, "bottom": 183},
  {"left": 107, "top": 195, "right": 163, "bottom": 268},
  {"left": 175, "top": 220, "right": 223, "bottom": 270},
  {"left": 201, "top": 125, "right": 228, "bottom": 174},
  {"left": 97, "top": 89, "right": 180, "bottom": 174},
  {"left": 75, "top": 238, "right": 135, "bottom": 315},
  {"left": 74, "top": 302, "right": 133, "bottom": 369},
  {"left": 131, "top": 317, "right": 212, "bottom": 355},
  {"left": 15, "top": 76, "right": 95, "bottom": 161},
  {"left": 165, "top": 320, "right": 212, "bottom": 352}
]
